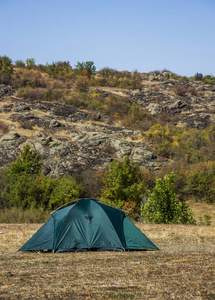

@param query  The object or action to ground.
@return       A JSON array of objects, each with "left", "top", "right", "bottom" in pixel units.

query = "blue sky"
[{"left": 0, "top": 0, "right": 214, "bottom": 76}]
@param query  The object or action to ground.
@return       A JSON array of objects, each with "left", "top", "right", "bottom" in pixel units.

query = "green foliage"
[
  {"left": 15, "top": 60, "right": 25, "bottom": 68},
  {"left": 142, "top": 172, "right": 195, "bottom": 224},
  {"left": 101, "top": 157, "right": 147, "bottom": 215},
  {"left": 46, "top": 61, "right": 74, "bottom": 79},
  {"left": 199, "top": 214, "right": 212, "bottom": 226},
  {"left": 10, "top": 144, "right": 43, "bottom": 175},
  {"left": 0, "top": 55, "right": 14, "bottom": 84},
  {"left": 194, "top": 72, "right": 203, "bottom": 81},
  {"left": 75, "top": 61, "right": 96, "bottom": 77},
  {"left": 26, "top": 58, "right": 36, "bottom": 70},
  {"left": 48, "top": 175, "right": 84, "bottom": 210},
  {"left": 95, "top": 68, "right": 142, "bottom": 89},
  {"left": 0, "top": 207, "right": 50, "bottom": 223},
  {"left": 1, "top": 146, "right": 84, "bottom": 210},
  {"left": 203, "top": 75, "right": 215, "bottom": 85},
  {"left": 3, "top": 173, "right": 42, "bottom": 209},
  {"left": 185, "top": 162, "right": 215, "bottom": 203}
]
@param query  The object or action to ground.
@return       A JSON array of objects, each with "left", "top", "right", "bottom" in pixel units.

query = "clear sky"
[{"left": 0, "top": 0, "right": 214, "bottom": 76}]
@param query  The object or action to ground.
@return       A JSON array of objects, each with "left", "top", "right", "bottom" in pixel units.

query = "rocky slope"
[{"left": 1, "top": 74, "right": 215, "bottom": 176}]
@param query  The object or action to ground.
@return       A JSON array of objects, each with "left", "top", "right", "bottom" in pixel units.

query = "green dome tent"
[{"left": 19, "top": 198, "right": 159, "bottom": 252}]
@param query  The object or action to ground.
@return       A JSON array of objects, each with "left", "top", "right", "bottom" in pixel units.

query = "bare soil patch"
[{"left": 0, "top": 223, "right": 214, "bottom": 299}]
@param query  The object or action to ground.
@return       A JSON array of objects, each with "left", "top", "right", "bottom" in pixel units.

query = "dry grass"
[{"left": 0, "top": 223, "right": 214, "bottom": 299}]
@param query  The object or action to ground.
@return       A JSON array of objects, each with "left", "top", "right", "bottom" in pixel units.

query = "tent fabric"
[{"left": 18, "top": 198, "right": 159, "bottom": 252}]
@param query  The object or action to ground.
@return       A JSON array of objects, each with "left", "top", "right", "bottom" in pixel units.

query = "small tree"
[
  {"left": 194, "top": 72, "right": 203, "bottom": 81},
  {"left": 48, "top": 175, "right": 84, "bottom": 209},
  {"left": 15, "top": 60, "right": 25, "bottom": 68},
  {"left": 2, "top": 145, "right": 44, "bottom": 208},
  {"left": 141, "top": 172, "right": 195, "bottom": 224},
  {"left": 101, "top": 157, "right": 147, "bottom": 216},
  {"left": 0, "top": 55, "right": 14, "bottom": 84},
  {"left": 75, "top": 61, "right": 96, "bottom": 77},
  {"left": 26, "top": 58, "right": 36, "bottom": 70},
  {"left": 10, "top": 144, "right": 43, "bottom": 175}
]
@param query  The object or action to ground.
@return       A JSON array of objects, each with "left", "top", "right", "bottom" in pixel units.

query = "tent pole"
[{"left": 50, "top": 198, "right": 126, "bottom": 214}]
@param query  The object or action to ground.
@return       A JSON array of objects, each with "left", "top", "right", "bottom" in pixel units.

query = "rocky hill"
[{"left": 1, "top": 72, "right": 215, "bottom": 177}]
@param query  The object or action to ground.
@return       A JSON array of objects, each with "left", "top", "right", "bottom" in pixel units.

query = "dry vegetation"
[{"left": 0, "top": 222, "right": 214, "bottom": 299}]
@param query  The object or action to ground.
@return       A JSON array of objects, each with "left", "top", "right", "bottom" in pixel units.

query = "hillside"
[
  {"left": 1, "top": 70, "right": 215, "bottom": 177},
  {"left": 1, "top": 64, "right": 215, "bottom": 215}
]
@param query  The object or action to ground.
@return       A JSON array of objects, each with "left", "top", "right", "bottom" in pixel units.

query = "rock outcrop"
[
  {"left": 0, "top": 97, "right": 165, "bottom": 176},
  {"left": 1, "top": 76, "right": 215, "bottom": 176}
]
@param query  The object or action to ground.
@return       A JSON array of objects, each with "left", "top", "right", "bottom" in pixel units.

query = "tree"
[
  {"left": 2, "top": 145, "right": 44, "bottom": 208},
  {"left": 48, "top": 175, "right": 84, "bottom": 209},
  {"left": 101, "top": 157, "right": 147, "bottom": 216},
  {"left": 26, "top": 58, "right": 36, "bottom": 70},
  {"left": 0, "top": 56, "right": 14, "bottom": 84},
  {"left": 75, "top": 61, "right": 96, "bottom": 77},
  {"left": 141, "top": 172, "right": 195, "bottom": 224},
  {"left": 3, "top": 173, "right": 41, "bottom": 208},
  {"left": 10, "top": 144, "right": 43, "bottom": 175},
  {"left": 194, "top": 72, "right": 203, "bottom": 81},
  {"left": 15, "top": 60, "right": 25, "bottom": 68}
]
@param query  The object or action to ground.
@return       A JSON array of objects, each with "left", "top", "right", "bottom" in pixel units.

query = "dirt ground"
[{"left": 0, "top": 223, "right": 214, "bottom": 300}]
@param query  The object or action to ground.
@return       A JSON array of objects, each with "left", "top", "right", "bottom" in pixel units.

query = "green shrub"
[
  {"left": 185, "top": 161, "right": 215, "bottom": 203},
  {"left": 0, "top": 55, "right": 14, "bottom": 84},
  {"left": 194, "top": 72, "right": 203, "bottom": 81},
  {"left": 94, "top": 68, "right": 142, "bottom": 89},
  {"left": 15, "top": 60, "right": 25, "bottom": 68},
  {"left": 199, "top": 214, "right": 212, "bottom": 226},
  {"left": 48, "top": 175, "right": 84, "bottom": 210},
  {"left": 10, "top": 144, "right": 43, "bottom": 176},
  {"left": 102, "top": 157, "right": 147, "bottom": 217},
  {"left": 75, "top": 61, "right": 96, "bottom": 77},
  {"left": 0, "top": 207, "right": 50, "bottom": 223},
  {"left": 19, "top": 70, "right": 47, "bottom": 88},
  {"left": 203, "top": 75, "right": 215, "bottom": 85},
  {"left": 26, "top": 58, "right": 36, "bottom": 70},
  {"left": 141, "top": 172, "right": 195, "bottom": 224}
]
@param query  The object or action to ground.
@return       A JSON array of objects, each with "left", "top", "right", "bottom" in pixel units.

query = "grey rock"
[
  {"left": 49, "top": 119, "right": 61, "bottom": 128},
  {"left": 131, "top": 147, "right": 155, "bottom": 162},
  {"left": 0, "top": 130, "right": 20, "bottom": 142},
  {"left": 147, "top": 103, "right": 161, "bottom": 115}
]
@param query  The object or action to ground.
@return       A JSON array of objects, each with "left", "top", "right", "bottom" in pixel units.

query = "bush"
[
  {"left": 0, "top": 207, "right": 50, "bottom": 223},
  {"left": 10, "top": 144, "right": 43, "bottom": 176},
  {"left": 203, "top": 75, "right": 215, "bottom": 85},
  {"left": 74, "top": 76, "right": 90, "bottom": 92},
  {"left": 48, "top": 175, "right": 84, "bottom": 210},
  {"left": 94, "top": 68, "right": 142, "bottom": 89},
  {"left": 141, "top": 172, "right": 195, "bottom": 224},
  {"left": 172, "top": 85, "right": 186, "bottom": 96},
  {"left": 75, "top": 61, "right": 96, "bottom": 77},
  {"left": 18, "top": 70, "right": 47, "bottom": 88},
  {"left": 26, "top": 58, "right": 36, "bottom": 70},
  {"left": 101, "top": 157, "right": 147, "bottom": 218},
  {"left": 194, "top": 72, "right": 203, "bottom": 81},
  {"left": 185, "top": 161, "right": 215, "bottom": 203},
  {"left": 15, "top": 60, "right": 25, "bottom": 68},
  {"left": 0, "top": 55, "right": 14, "bottom": 84}
]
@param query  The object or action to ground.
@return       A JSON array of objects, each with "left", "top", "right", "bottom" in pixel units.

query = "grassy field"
[{"left": 0, "top": 222, "right": 214, "bottom": 300}]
